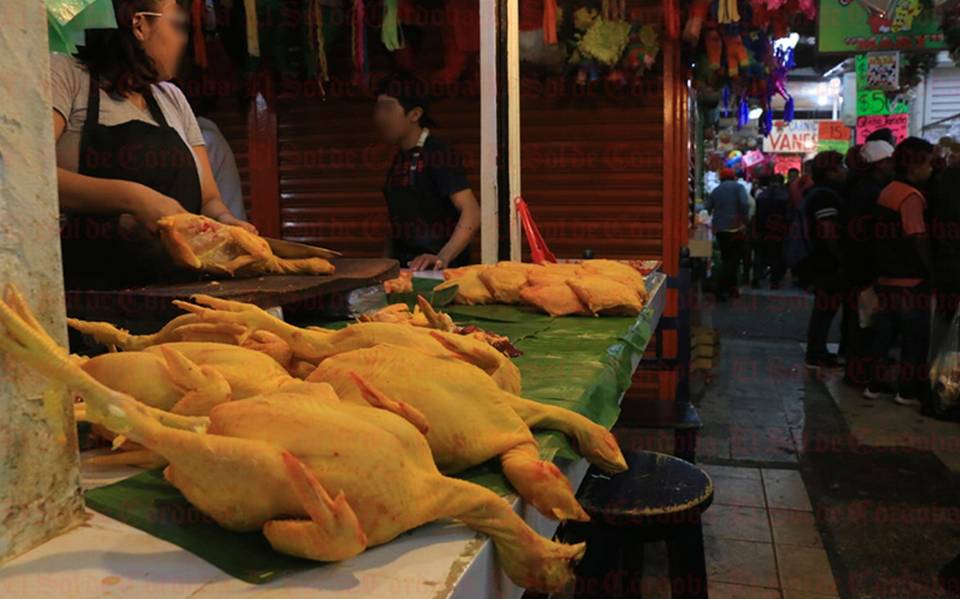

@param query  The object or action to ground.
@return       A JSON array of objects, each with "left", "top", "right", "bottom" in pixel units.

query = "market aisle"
[{"left": 673, "top": 287, "right": 960, "bottom": 599}]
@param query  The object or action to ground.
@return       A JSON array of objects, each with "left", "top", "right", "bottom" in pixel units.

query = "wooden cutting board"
[{"left": 66, "top": 258, "right": 399, "bottom": 323}]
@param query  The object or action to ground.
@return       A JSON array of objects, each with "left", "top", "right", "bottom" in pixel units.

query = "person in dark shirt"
[
  {"left": 845, "top": 141, "right": 894, "bottom": 287},
  {"left": 864, "top": 137, "right": 935, "bottom": 408},
  {"left": 752, "top": 173, "right": 789, "bottom": 288},
  {"left": 375, "top": 73, "right": 480, "bottom": 270},
  {"left": 706, "top": 167, "right": 751, "bottom": 300},
  {"left": 803, "top": 151, "right": 850, "bottom": 370},
  {"left": 841, "top": 140, "right": 895, "bottom": 386}
]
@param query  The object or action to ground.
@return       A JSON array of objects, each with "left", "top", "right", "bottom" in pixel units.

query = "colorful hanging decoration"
[
  {"left": 305, "top": 0, "right": 330, "bottom": 94},
  {"left": 684, "top": 0, "right": 713, "bottom": 43},
  {"left": 578, "top": 18, "right": 632, "bottom": 66},
  {"left": 352, "top": 0, "right": 367, "bottom": 84},
  {"left": 563, "top": 4, "right": 660, "bottom": 88},
  {"left": 381, "top": 0, "right": 404, "bottom": 51},
  {"left": 718, "top": 0, "right": 741, "bottom": 24},
  {"left": 601, "top": 0, "right": 627, "bottom": 21},
  {"left": 543, "top": 0, "right": 559, "bottom": 44},
  {"left": 686, "top": 0, "right": 814, "bottom": 136},
  {"left": 243, "top": 0, "right": 260, "bottom": 57},
  {"left": 192, "top": 0, "right": 207, "bottom": 68}
]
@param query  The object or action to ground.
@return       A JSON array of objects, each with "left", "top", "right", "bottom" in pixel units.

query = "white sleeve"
[
  {"left": 158, "top": 81, "right": 205, "bottom": 147},
  {"left": 203, "top": 126, "right": 246, "bottom": 220},
  {"left": 49, "top": 53, "right": 82, "bottom": 123}
]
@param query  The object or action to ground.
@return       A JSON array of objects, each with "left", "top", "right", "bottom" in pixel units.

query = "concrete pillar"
[{"left": 0, "top": 3, "right": 84, "bottom": 561}]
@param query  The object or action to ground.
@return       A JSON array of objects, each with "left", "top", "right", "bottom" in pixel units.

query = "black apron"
[
  {"left": 60, "top": 73, "right": 203, "bottom": 289},
  {"left": 383, "top": 136, "right": 467, "bottom": 268}
]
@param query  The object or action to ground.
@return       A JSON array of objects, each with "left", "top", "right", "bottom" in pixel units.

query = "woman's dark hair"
[
  {"left": 894, "top": 137, "right": 934, "bottom": 180},
  {"left": 811, "top": 151, "right": 845, "bottom": 186},
  {"left": 74, "top": 0, "right": 166, "bottom": 97}
]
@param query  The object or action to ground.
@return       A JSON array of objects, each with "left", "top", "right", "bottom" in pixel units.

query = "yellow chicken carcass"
[
  {"left": 568, "top": 276, "right": 645, "bottom": 316},
  {"left": 435, "top": 265, "right": 495, "bottom": 305},
  {"left": 479, "top": 265, "right": 528, "bottom": 304},
  {"left": 359, "top": 297, "right": 456, "bottom": 332},
  {"left": 175, "top": 295, "right": 523, "bottom": 394},
  {"left": 158, "top": 214, "right": 335, "bottom": 277},
  {"left": 308, "top": 344, "right": 627, "bottom": 521},
  {"left": 69, "top": 315, "right": 296, "bottom": 372},
  {"left": 580, "top": 259, "right": 648, "bottom": 298},
  {"left": 0, "top": 286, "right": 584, "bottom": 592},
  {"left": 519, "top": 283, "right": 590, "bottom": 317}
]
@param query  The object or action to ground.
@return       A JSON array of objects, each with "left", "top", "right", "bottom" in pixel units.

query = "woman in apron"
[{"left": 51, "top": 0, "right": 254, "bottom": 288}]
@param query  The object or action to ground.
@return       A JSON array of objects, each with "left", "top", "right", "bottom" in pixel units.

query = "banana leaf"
[
  {"left": 386, "top": 279, "right": 458, "bottom": 308},
  {"left": 84, "top": 469, "right": 317, "bottom": 584},
  {"left": 84, "top": 302, "right": 656, "bottom": 581}
]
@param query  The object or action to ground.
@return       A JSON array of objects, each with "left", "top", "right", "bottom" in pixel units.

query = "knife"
[{"left": 264, "top": 237, "right": 342, "bottom": 260}]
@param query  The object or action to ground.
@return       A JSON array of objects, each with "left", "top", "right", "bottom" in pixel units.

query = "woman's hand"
[
  {"left": 129, "top": 185, "right": 188, "bottom": 233},
  {"left": 409, "top": 253, "right": 444, "bottom": 271},
  {"left": 217, "top": 213, "right": 258, "bottom": 234}
]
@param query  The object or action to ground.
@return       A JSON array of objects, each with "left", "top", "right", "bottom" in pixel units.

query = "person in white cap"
[{"left": 842, "top": 140, "right": 895, "bottom": 386}]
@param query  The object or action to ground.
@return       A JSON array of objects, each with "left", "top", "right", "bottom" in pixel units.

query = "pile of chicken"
[
  {"left": 158, "top": 214, "right": 336, "bottom": 277},
  {"left": 436, "top": 259, "right": 649, "bottom": 316},
  {"left": 4, "top": 289, "right": 634, "bottom": 592}
]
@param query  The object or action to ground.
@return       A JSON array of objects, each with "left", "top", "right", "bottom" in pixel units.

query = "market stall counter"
[{"left": 0, "top": 272, "right": 666, "bottom": 599}]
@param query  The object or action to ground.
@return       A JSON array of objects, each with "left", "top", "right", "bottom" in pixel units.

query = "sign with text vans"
[{"left": 763, "top": 120, "right": 850, "bottom": 154}]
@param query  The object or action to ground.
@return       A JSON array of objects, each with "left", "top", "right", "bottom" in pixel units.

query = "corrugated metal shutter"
[{"left": 925, "top": 67, "right": 960, "bottom": 126}]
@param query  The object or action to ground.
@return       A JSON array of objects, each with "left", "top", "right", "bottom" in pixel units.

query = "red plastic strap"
[{"left": 515, "top": 197, "right": 557, "bottom": 264}]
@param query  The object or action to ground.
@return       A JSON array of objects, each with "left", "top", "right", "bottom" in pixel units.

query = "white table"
[{"left": 0, "top": 275, "right": 666, "bottom": 599}]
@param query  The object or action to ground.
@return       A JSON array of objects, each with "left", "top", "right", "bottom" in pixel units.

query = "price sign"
[
  {"left": 856, "top": 90, "right": 909, "bottom": 116},
  {"left": 856, "top": 114, "right": 909, "bottom": 145}
]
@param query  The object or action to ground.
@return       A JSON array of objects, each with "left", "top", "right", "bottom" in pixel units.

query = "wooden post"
[
  {"left": 0, "top": 2, "right": 84, "bottom": 562},
  {"left": 506, "top": 0, "right": 522, "bottom": 261},
  {"left": 480, "top": 0, "right": 499, "bottom": 263}
]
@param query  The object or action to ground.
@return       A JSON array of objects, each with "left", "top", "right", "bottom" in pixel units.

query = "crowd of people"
[{"left": 707, "top": 128, "right": 960, "bottom": 418}]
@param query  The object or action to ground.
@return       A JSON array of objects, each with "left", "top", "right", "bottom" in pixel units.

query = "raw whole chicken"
[
  {"left": 436, "top": 260, "right": 648, "bottom": 316},
  {"left": 308, "top": 344, "right": 628, "bottom": 521},
  {"left": 69, "top": 314, "right": 297, "bottom": 372},
  {"left": 174, "top": 295, "right": 523, "bottom": 394},
  {"left": 80, "top": 296, "right": 626, "bottom": 520},
  {"left": 0, "top": 286, "right": 584, "bottom": 592},
  {"left": 158, "top": 214, "right": 335, "bottom": 277},
  {"left": 360, "top": 297, "right": 521, "bottom": 357}
]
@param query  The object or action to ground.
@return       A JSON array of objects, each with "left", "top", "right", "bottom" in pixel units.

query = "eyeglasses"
[{"left": 134, "top": 11, "right": 190, "bottom": 36}]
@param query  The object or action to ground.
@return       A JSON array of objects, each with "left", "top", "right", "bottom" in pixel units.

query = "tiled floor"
[{"left": 700, "top": 465, "right": 839, "bottom": 599}]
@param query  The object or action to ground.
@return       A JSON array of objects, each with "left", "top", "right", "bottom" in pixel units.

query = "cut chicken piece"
[
  {"left": 0, "top": 285, "right": 585, "bottom": 593},
  {"left": 382, "top": 271, "right": 413, "bottom": 293},
  {"left": 158, "top": 214, "right": 335, "bottom": 277}
]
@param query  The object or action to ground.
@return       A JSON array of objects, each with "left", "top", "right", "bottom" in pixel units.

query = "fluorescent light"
[{"left": 749, "top": 108, "right": 763, "bottom": 119}]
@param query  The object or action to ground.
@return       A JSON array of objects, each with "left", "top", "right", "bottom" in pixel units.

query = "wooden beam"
[
  {"left": 247, "top": 74, "right": 281, "bottom": 238},
  {"left": 661, "top": 0, "right": 683, "bottom": 276},
  {"left": 480, "top": 0, "right": 499, "bottom": 263},
  {"left": 506, "top": 0, "right": 522, "bottom": 261}
]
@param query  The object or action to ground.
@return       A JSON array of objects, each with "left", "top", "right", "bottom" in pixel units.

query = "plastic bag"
[{"left": 930, "top": 305, "right": 960, "bottom": 418}]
